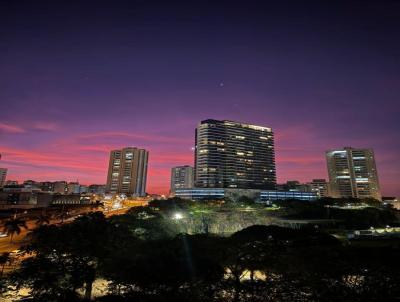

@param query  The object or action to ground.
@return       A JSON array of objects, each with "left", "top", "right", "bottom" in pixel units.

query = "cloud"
[
  {"left": 33, "top": 122, "right": 59, "bottom": 131},
  {"left": 1, "top": 125, "right": 399, "bottom": 196},
  {"left": 0, "top": 123, "right": 25, "bottom": 134},
  {"left": 0, "top": 128, "right": 193, "bottom": 193},
  {"left": 0, "top": 121, "right": 60, "bottom": 134}
]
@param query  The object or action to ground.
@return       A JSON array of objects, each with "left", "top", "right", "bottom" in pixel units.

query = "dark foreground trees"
[
  {"left": 10, "top": 212, "right": 131, "bottom": 302},
  {"left": 3, "top": 211, "right": 400, "bottom": 302},
  {"left": 3, "top": 217, "right": 28, "bottom": 243}
]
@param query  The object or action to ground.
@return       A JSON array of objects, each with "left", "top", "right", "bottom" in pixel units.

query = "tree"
[
  {"left": 3, "top": 218, "right": 28, "bottom": 243},
  {"left": 0, "top": 252, "right": 11, "bottom": 277},
  {"left": 12, "top": 212, "right": 129, "bottom": 301},
  {"left": 101, "top": 234, "right": 225, "bottom": 301},
  {"left": 55, "top": 205, "right": 69, "bottom": 224},
  {"left": 237, "top": 195, "right": 254, "bottom": 205},
  {"left": 35, "top": 213, "right": 51, "bottom": 227},
  {"left": 118, "top": 207, "right": 180, "bottom": 240},
  {"left": 12, "top": 253, "right": 83, "bottom": 302}
]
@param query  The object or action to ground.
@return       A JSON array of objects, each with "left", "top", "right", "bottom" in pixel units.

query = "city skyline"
[
  {"left": 0, "top": 1, "right": 399, "bottom": 196},
  {"left": 0, "top": 125, "right": 393, "bottom": 195}
]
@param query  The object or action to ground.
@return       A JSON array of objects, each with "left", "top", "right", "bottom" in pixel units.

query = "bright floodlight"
[{"left": 173, "top": 213, "right": 183, "bottom": 220}]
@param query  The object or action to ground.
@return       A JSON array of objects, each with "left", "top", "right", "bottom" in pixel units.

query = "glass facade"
[
  {"left": 326, "top": 147, "right": 381, "bottom": 200},
  {"left": 195, "top": 119, "right": 276, "bottom": 189},
  {"left": 174, "top": 188, "right": 225, "bottom": 200},
  {"left": 175, "top": 188, "right": 317, "bottom": 202},
  {"left": 260, "top": 191, "right": 317, "bottom": 202}
]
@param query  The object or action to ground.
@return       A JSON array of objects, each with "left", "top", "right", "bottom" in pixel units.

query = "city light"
[{"left": 173, "top": 213, "right": 183, "bottom": 220}]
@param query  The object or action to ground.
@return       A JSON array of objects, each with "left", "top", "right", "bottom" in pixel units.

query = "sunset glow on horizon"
[{"left": 1, "top": 120, "right": 398, "bottom": 196}]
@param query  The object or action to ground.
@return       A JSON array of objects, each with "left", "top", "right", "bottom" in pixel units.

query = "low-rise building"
[
  {"left": 174, "top": 188, "right": 317, "bottom": 202},
  {"left": 308, "top": 179, "right": 330, "bottom": 197},
  {"left": 170, "top": 165, "right": 194, "bottom": 194},
  {"left": 67, "top": 182, "right": 80, "bottom": 194},
  {"left": 88, "top": 184, "right": 106, "bottom": 195},
  {"left": 276, "top": 181, "right": 311, "bottom": 193},
  {"left": 53, "top": 181, "right": 67, "bottom": 194},
  {"left": 259, "top": 191, "right": 317, "bottom": 204},
  {"left": 382, "top": 196, "right": 399, "bottom": 210},
  {"left": 5, "top": 180, "right": 18, "bottom": 186}
]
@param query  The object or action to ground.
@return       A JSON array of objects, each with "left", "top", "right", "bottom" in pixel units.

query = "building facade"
[
  {"left": 326, "top": 147, "right": 381, "bottom": 200},
  {"left": 308, "top": 179, "right": 329, "bottom": 197},
  {"left": 174, "top": 188, "right": 317, "bottom": 202},
  {"left": 259, "top": 190, "right": 317, "bottom": 203},
  {"left": 170, "top": 165, "right": 194, "bottom": 194},
  {"left": 5, "top": 180, "right": 18, "bottom": 186},
  {"left": 276, "top": 180, "right": 311, "bottom": 193},
  {"left": 0, "top": 168, "right": 7, "bottom": 187},
  {"left": 53, "top": 181, "right": 67, "bottom": 194},
  {"left": 88, "top": 184, "right": 106, "bottom": 195},
  {"left": 67, "top": 182, "right": 80, "bottom": 194},
  {"left": 195, "top": 119, "right": 276, "bottom": 189},
  {"left": 106, "top": 147, "right": 149, "bottom": 196}
]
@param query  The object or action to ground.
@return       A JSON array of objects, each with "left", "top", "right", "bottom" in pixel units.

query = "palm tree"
[
  {"left": 0, "top": 252, "right": 11, "bottom": 277},
  {"left": 35, "top": 213, "right": 51, "bottom": 227},
  {"left": 3, "top": 218, "right": 28, "bottom": 243},
  {"left": 90, "top": 201, "right": 104, "bottom": 212},
  {"left": 56, "top": 205, "right": 69, "bottom": 224}
]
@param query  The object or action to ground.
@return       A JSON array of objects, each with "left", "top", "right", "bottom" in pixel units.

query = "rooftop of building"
[{"left": 200, "top": 119, "right": 272, "bottom": 132}]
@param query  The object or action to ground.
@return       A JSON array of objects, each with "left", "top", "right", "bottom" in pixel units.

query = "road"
[{"left": 0, "top": 202, "right": 146, "bottom": 254}]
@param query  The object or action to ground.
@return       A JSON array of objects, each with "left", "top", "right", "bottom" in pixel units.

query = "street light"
[{"left": 173, "top": 212, "right": 183, "bottom": 220}]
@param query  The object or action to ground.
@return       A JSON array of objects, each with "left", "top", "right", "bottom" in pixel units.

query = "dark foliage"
[{"left": 3, "top": 208, "right": 399, "bottom": 302}]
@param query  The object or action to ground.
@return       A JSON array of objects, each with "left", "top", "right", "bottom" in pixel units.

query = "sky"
[{"left": 0, "top": 1, "right": 399, "bottom": 195}]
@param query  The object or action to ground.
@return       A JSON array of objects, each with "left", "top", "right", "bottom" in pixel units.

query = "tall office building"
[
  {"left": 326, "top": 147, "right": 381, "bottom": 200},
  {"left": 106, "top": 147, "right": 149, "bottom": 196},
  {"left": 195, "top": 119, "right": 276, "bottom": 189},
  {"left": 170, "top": 165, "right": 194, "bottom": 194},
  {"left": 0, "top": 168, "right": 7, "bottom": 187}
]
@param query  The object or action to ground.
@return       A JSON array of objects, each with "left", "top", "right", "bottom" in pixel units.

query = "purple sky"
[{"left": 0, "top": 1, "right": 399, "bottom": 195}]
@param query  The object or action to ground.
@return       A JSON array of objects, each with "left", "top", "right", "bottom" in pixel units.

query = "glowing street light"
[{"left": 173, "top": 213, "right": 183, "bottom": 220}]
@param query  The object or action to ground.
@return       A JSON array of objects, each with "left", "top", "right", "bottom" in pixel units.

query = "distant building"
[
  {"left": 67, "top": 182, "right": 80, "bottom": 194},
  {"left": 106, "top": 147, "right": 149, "bottom": 196},
  {"left": 38, "top": 181, "right": 53, "bottom": 192},
  {"left": 5, "top": 180, "right": 18, "bottom": 186},
  {"left": 23, "top": 180, "right": 40, "bottom": 189},
  {"left": 277, "top": 180, "right": 311, "bottom": 193},
  {"left": 170, "top": 165, "right": 194, "bottom": 194},
  {"left": 51, "top": 194, "right": 83, "bottom": 205},
  {"left": 259, "top": 191, "right": 317, "bottom": 204},
  {"left": 174, "top": 188, "right": 317, "bottom": 202},
  {"left": 195, "top": 119, "right": 276, "bottom": 189},
  {"left": 382, "top": 197, "right": 399, "bottom": 210},
  {"left": 88, "top": 184, "right": 106, "bottom": 195},
  {"left": 175, "top": 188, "right": 225, "bottom": 200},
  {"left": 326, "top": 147, "right": 381, "bottom": 200},
  {"left": 79, "top": 185, "right": 89, "bottom": 194},
  {"left": 308, "top": 179, "right": 329, "bottom": 197},
  {"left": 53, "top": 181, "right": 67, "bottom": 194},
  {"left": 2, "top": 185, "right": 32, "bottom": 193},
  {"left": 0, "top": 191, "right": 48, "bottom": 208},
  {"left": 0, "top": 168, "right": 7, "bottom": 187},
  {"left": 0, "top": 191, "right": 87, "bottom": 209}
]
